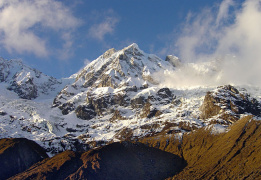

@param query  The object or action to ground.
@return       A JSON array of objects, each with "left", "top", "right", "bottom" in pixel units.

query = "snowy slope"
[{"left": 0, "top": 44, "right": 260, "bottom": 156}]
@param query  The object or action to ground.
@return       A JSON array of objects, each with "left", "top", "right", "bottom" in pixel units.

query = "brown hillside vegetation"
[
  {"left": 10, "top": 141, "right": 186, "bottom": 180},
  {"left": 140, "top": 115, "right": 261, "bottom": 180},
  {"left": 0, "top": 138, "right": 48, "bottom": 180}
]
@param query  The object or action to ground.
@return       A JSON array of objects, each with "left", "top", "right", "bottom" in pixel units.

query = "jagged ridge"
[{"left": 0, "top": 57, "right": 61, "bottom": 99}]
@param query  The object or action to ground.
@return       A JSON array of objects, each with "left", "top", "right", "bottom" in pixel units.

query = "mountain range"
[{"left": 0, "top": 44, "right": 261, "bottom": 179}]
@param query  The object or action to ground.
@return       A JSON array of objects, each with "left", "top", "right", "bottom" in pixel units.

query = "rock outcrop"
[{"left": 200, "top": 85, "right": 261, "bottom": 123}]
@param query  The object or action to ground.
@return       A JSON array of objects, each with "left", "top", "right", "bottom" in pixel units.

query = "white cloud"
[
  {"left": 0, "top": 0, "right": 80, "bottom": 57},
  {"left": 216, "top": 0, "right": 235, "bottom": 25},
  {"left": 159, "top": 0, "right": 261, "bottom": 87},
  {"left": 175, "top": 8, "right": 217, "bottom": 62},
  {"left": 84, "top": 58, "right": 91, "bottom": 66},
  {"left": 88, "top": 11, "right": 119, "bottom": 41}
]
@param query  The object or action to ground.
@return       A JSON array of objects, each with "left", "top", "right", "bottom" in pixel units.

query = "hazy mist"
[{"left": 157, "top": 0, "right": 261, "bottom": 88}]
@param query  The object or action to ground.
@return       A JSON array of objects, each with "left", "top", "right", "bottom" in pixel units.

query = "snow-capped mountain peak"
[
  {"left": 53, "top": 44, "right": 175, "bottom": 113},
  {"left": 74, "top": 43, "right": 172, "bottom": 89},
  {"left": 0, "top": 57, "right": 62, "bottom": 99}
]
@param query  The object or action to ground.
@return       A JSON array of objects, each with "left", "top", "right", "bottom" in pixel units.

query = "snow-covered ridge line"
[{"left": 1, "top": 44, "right": 261, "bottom": 156}]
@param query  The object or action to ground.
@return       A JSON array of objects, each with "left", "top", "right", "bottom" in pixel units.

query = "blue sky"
[{"left": 0, "top": 0, "right": 255, "bottom": 78}]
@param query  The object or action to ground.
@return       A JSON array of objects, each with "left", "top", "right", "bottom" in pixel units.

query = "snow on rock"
[
  {"left": 53, "top": 43, "right": 174, "bottom": 115},
  {"left": 200, "top": 85, "right": 261, "bottom": 124},
  {"left": 1, "top": 44, "right": 261, "bottom": 156}
]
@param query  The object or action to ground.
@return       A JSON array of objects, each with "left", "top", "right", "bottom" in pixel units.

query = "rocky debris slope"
[
  {"left": 10, "top": 141, "right": 186, "bottom": 180},
  {"left": 0, "top": 57, "right": 61, "bottom": 99},
  {"left": 0, "top": 138, "right": 48, "bottom": 180}
]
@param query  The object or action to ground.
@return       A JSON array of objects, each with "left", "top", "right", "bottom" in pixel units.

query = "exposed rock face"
[
  {"left": 200, "top": 85, "right": 261, "bottom": 123},
  {"left": 0, "top": 138, "right": 48, "bottom": 180},
  {"left": 114, "top": 128, "right": 134, "bottom": 141},
  {"left": 75, "top": 104, "right": 96, "bottom": 120},
  {"left": 8, "top": 78, "right": 38, "bottom": 100},
  {"left": 11, "top": 141, "right": 186, "bottom": 180},
  {"left": 130, "top": 95, "right": 146, "bottom": 108},
  {"left": 140, "top": 101, "right": 162, "bottom": 118},
  {"left": 86, "top": 89, "right": 127, "bottom": 116},
  {"left": 59, "top": 102, "right": 75, "bottom": 115},
  {"left": 110, "top": 110, "right": 126, "bottom": 121}
]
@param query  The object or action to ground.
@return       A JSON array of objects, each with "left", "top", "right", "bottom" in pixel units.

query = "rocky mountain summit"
[
  {"left": 0, "top": 57, "right": 62, "bottom": 99},
  {"left": 53, "top": 43, "right": 174, "bottom": 117}
]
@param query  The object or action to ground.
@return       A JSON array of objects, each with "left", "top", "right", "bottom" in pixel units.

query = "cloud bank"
[
  {"left": 0, "top": 0, "right": 80, "bottom": 58},
  {"left": 159, "top": 0, "right": 261, "bottom": 88}
]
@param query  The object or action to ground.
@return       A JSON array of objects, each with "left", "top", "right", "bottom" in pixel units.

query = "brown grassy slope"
[
  {"left": 140, "top": 116, "right": 261, "bottom": 180},
  {"left": 0, "top": 138, "right": 48, "bottom": 180}
]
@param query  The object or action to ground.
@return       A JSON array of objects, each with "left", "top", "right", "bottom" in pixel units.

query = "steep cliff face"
[{"left": 0, "top": 138, "right": 48, "bottom": 180}]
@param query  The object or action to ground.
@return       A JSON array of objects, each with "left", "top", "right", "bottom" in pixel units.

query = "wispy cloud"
[
  {"left": 88, "top": 10, "right": 119, "bottom": 41},
  {"left": 216, "top": 0, "right": 235, "bottom": 26},
  {"left": 0, "top": 0, "right": 81, "bottom": 58},
  {"left": 158, "top": 0, "right": 261, "bottom": 87}
]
